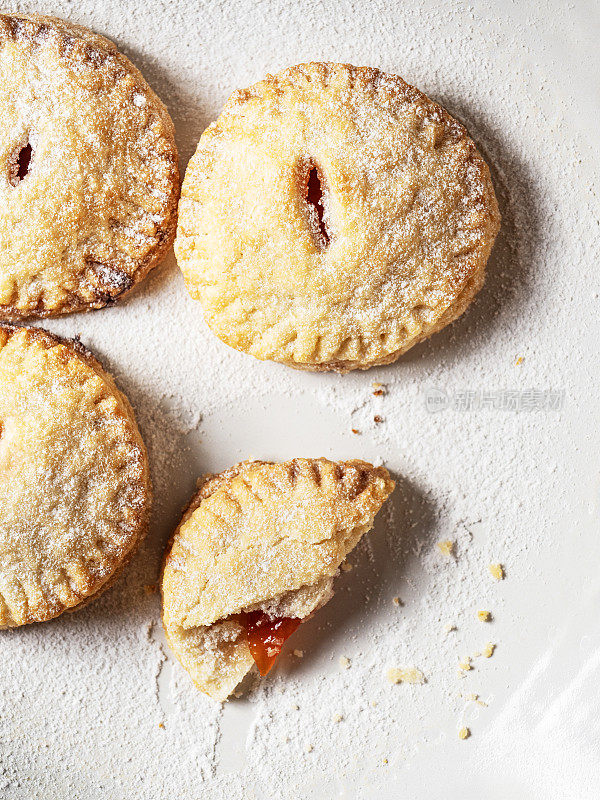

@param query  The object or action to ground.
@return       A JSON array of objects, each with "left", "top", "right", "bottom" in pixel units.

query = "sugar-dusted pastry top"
[
  {"left": 176, "top": 62, "right": 500, "bottom": 371},
  {"left": 161, "top": 458, "right": 395, "bottom": 699},
  {"left": 0, "top": 325, "right": 151, "bottom": 627},
  {"left": 0, "top": 13, "right": 179, "bottom": 318}
]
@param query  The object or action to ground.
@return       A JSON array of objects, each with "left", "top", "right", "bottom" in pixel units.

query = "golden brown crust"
[
  {"left": 0, "top": 13, "right": 180, "bottom": 319},
  {"left": 0, "top": 324, "right": 152, "bottom": 626},
  {"left": 176, "top": 62, "right": 500, "bottom": 372},
  {"left": 161, "top": 458, "right": 394, "bottom": 699}
]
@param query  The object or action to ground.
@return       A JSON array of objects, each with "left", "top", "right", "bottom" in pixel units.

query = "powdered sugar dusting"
[{"left": 0, "top": 0, "right": 599, "bottom": 798}]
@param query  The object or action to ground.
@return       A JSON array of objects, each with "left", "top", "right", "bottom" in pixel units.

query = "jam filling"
[
  {"left": 16, "top": 143, "right": 32, "bottom": 181},
  {"left": 305, "top": 163, "right": 330, "bottom": 246},
  {"left": 233, "top": 610, "right": 302, "bottom": 675}
]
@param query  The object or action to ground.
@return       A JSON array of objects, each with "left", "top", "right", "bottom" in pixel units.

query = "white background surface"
[{"left": 1, "top": 1, "right": 600, "bottom": 798}]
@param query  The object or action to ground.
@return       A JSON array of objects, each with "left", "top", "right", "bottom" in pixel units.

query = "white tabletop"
[{"left": 2, "top": 1, "right": 599, "bottom": 798}]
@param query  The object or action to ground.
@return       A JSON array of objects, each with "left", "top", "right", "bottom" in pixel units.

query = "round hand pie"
[
  {"left": 161, "top": 458, "right": 394, "bottom": 700},
  {"left": 0, "top": 13, "right": 180, "bottom": 319},
  {"left": 0, "top": 324, "right": 151, "bottom": 627},
  {"left": 176, "top": 62, "right": 500, "bottom": 371}
]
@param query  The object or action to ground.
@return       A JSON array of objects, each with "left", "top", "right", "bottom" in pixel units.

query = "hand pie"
[
  {"left": 0, "top": 324, "right": 151, "bottom": 627},
  {"left": 0, "top": 13, "right": 179, "bottom": 319},
  {"left": 161, "top": 458, "right": 394, "bottom": 701},
  {"left": 175, "top": 62, "right": 500, "bottom": 372}
]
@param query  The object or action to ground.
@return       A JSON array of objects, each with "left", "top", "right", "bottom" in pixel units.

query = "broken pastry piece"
[{"left": 160, "top": 458, "right": 394, "bottom": 700}]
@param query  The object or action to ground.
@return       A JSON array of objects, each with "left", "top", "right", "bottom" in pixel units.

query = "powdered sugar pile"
[{"left": 1, "top": 0, "right": 599, "bottom": 798}]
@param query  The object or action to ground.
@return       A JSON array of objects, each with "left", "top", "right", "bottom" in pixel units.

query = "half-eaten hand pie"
[
  {"left": 175, "top": 62, "right": 500, "bottom": 371},
  {"left": 160, "top": 458, "right": 394, "bottom": 700},
  {"left": 0, "top": 324, "right": 151, "bottom": 627}
]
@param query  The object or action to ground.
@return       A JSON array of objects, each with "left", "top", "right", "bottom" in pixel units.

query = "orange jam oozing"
[{"left": 233, "top": 611, "right": 301, "bottom": 675}]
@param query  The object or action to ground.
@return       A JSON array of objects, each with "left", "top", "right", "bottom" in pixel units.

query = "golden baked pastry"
[
  {"left": 176, "top": 62, "right": 500, "bottom": 371},
  {"left": 0, "top": 13, "right": 179, "bottom": 319},
  {"left": 161, "top": 458, "right": 394, "bottom": 700},
  {"left": 0, "top": 324, "right": 151, "bottom": 627}
]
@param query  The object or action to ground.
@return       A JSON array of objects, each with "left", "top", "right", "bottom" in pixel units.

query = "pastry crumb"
[
  {"left": 437, "top": 539, "right": 454, "bottom": 557},
  {"left": 488, "top": 563, "right": 505, "bottom": 581},
  {"left": 481, "top": 642, "right": 496, "bottom": 658},
  {"left": 306, "top": 744, "right": 314, "bottom": 753},
  {"left": 341, "top": 561, "right": 353, "bottom": 572},
  {"left": 144, "top": 584, "right": 157, "bottom": 594},
  {"left": 458, "top": 726, "right": 470, "bottom": 740},
  {"left": 373, "top": 415, "right": 384, "bottom": 424},
  {"left": 458, "top": 657, "right": 473, "bottom": 671},
  {"left": 445, "top": 623, "right": 457, "bottom": 633},
  {"left": 332, "top": 713, "right": 344, "bottom": 723},
  {"left": 477, "top": 610, "right": 491, "bottom": 622},
  {"left": 351, "top": 428, "right": 360, "bottom": 435},
  {"left": 386, "top": 667, "right": 425, "bottom": 685},
  {"left": 515, "top": 356, "right": 524, "bottom": 365},
  {"left": 293, "top": 649, "right": 304, "bottom": 658},
  {"left": 158, "top": 722, "right": 164, "bottom": 729},
  {"left": 465, "top": 693, "right": 488, "bottom": 707},
  {"left": 392, "top": 596, "right": 403, "bottom": 606},
  {"left": 339, "top": 656, "right": 351, "bottom": 670}
]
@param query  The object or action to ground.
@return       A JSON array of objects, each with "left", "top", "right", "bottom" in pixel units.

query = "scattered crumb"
[
  {"left": 515, "top": 356, "right": 524, "bottom": 365},
  {"left": 458, "top": 727, "right": 470, "bottom": 740},
  {"left": 372, "top": 382, "right": 384, "bottom": 389},
  {"left": 371, "top": 701, "right": 378, "bottom": 708},
  {"left": 293, "top": 649, "right": 304, "bottom": 658},
  {"left": 332, "top": 713, "right": 344, "bottom": 723},
  {"left": 339, "top": 656, "right": 351, "bottom": 670},
  {"left": 437, "top": 539, "right": 454, "bottom": 557},
  {"left": 477, "top": 610, "right": 492, "bottom": 622},
  {"left": 341, "top": 561, "right": 353, "bottom": 572},
  {"left": 291, "top": 703, "right": 299, "bottom": 711},
  {"left": 392, "top": 596, "right": 403, "bottom": 606},
  {"left": 351, "top": 428, "right": 360, "bottom": 434},
  {"left": 158, "top": 722, "right": 164, "bottom": 729},
  {"left": 465, "top": 693, "right": 488, "bottom": 707},
  {"left": 373, "top": 389, "right": 386, "bottom": 397},
  {"left": 144, "top": 584, "right": 157, "bottom": 595},
  {"left": 306, "top": 744, "right": 313, "bottom": 753},
  {"left": 481, "top": 643, "right": 496, "bottom": 658},
  {"left": 382, "top": 758, "right": 388, "bottom": 765},
  {"left": 444, "top": 623, "right": 457, "bottom": 633},
  {"left": 373, "top": 415, "right": 384, "bottom": 424},
  {"left": 458, "top": 657, "right": 473, "bottom": 671},
  {"left": 488, "top": 563, "right": 505, "bottom": 581},
  {"left": 386, "top": 667, "right": 426, "bottom": 685}
]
